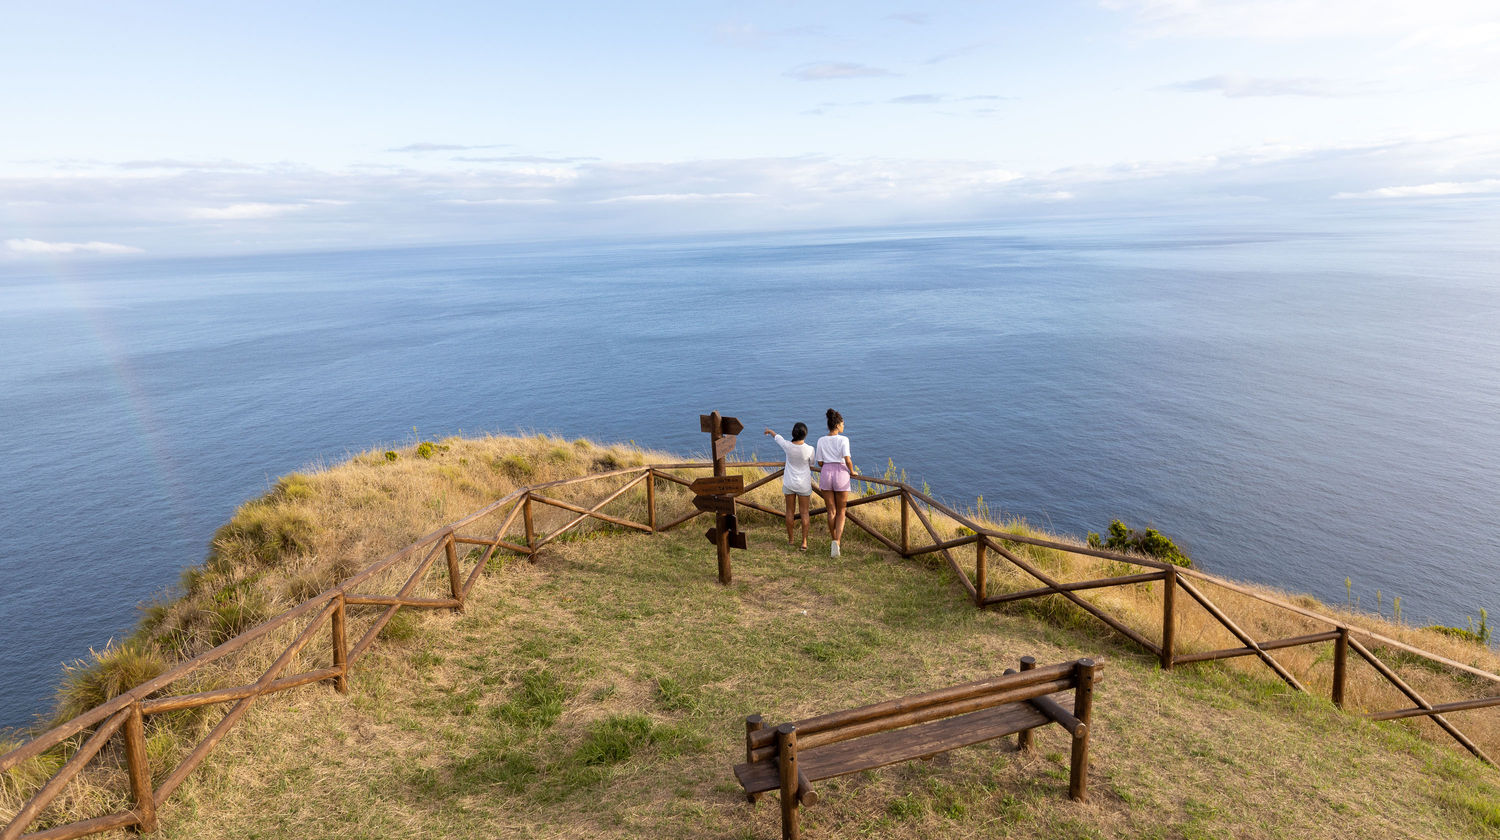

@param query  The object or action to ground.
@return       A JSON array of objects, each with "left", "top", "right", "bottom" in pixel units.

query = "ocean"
[{"left": 3, "top": 208, "right": 1498, "bottom": 730}]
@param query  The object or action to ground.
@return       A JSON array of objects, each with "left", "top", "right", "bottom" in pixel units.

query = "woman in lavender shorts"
[{"left": 814, "top": 408, "right": 854, "bottom": 557}]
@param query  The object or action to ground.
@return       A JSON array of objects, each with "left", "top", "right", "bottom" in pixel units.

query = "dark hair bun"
[{"left": 826, "top": 408, "right": 843, "bottom": 431}]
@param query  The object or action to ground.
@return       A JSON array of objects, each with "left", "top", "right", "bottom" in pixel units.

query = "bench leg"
[
  {"left": 1069, "top": 658, "right": 1097, "bottom": 802},
  {"left": 746, "top": 714, "right": 765, "bottom": 803},
  {"left": 1018, "top": 656, "right": 1036, "bottom": 751},
  {"left": 777, "top": 724, "right": 800, "bottom": 840},
  {"left": 1069, "top": 729, "right": 1089, "bottom": 801}
]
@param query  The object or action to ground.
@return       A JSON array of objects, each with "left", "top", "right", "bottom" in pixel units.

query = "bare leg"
[
  {"left": 798, "top": 495, "right": 810, "bottom": 548},
  {"left": 784, "top": 494, "right": 795, "bottom": 545},
  {"left": 820, "top": 489, "right": 836, "bottom": 539},
  {"left": 832, "top": 491, "right": 849, "bottom": 542}
]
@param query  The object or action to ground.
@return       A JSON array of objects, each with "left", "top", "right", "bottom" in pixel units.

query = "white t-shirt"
[
  {"left": 814, "top": 434, "right": 851, "bottom": 467},
  {"left": 774, "top": 435, "right": 817, "bottom": 495}
]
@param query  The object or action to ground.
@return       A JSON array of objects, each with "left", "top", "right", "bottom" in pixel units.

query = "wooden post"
[
  {"left": 1333, "top": 627, "right": 1349, "bottom": 709},
  {"left": 776, "top": 723, "right": 800, "bottom": 840},
  {"left": 1161, "top": 565, "right": 1177, "bottom": 671},
  {"left": 647, "top": 469, "right": 657, "bottom": 533},
  {"left": 1018, "top": 656, "right": 1037, "bottom": 752},
  {"left": 331, "top": 594, "right": 349, "bottom": 694},
  {"left": 523, "top": 494, "right": 536, "bottom": 562},
  {"left": 900, "top": 492, "right": 910, "bottom": 555},
  {"left": 1070, "top": 659, "right": 1097, "bottom": 802},
  {"left": 975, "top": 540, "right": 987, "bottom": 607},
  {"left": 123, "top": 701, "right": 157, "bottom": 834},
  {"left": 745, "top": 714, "right": 764, "bottom": 803},
  {"left": 444, "top": 535, "right": 463, "bottom": 606},
  {"left": 711, "top": 411, "right": 732, "bottom": 586}
]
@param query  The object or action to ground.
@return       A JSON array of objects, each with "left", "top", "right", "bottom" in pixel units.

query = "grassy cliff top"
[{"left": 5, "top": 434, "right": 1500, "bottom": 839}]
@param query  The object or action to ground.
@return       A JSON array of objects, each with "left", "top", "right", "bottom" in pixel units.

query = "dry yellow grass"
[
  {"left": 836, "top": 495, "right": 1500, "bottom": 764},
  {"left": 4, "top": 434, "right": 1499, "bottom": 839}
]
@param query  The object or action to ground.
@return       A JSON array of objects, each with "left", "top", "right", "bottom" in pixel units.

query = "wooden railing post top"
[
  {"left": 1019, "top": 655, "right": 1037, "bottom": 668},
  {"left": 746, "top": 713, "right": 763, "bottom": 725},
  {"left": 777, "top": 723, "right": 797, "bottom": 736}
]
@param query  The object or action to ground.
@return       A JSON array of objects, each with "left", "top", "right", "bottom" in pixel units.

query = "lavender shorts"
[{"left": 820, "top": 463, "right": 851, "bottom": 493}]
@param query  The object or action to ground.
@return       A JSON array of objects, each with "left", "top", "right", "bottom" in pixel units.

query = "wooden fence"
[{"left": 3, "top": 461, "right": 1497, "bottom": 838}]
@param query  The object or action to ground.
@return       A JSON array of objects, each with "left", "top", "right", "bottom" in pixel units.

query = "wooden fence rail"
[{"left": 3, "top": 461, "right": 1497, "bottom": 839}]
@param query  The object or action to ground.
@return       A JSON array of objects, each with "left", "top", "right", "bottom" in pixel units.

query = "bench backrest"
[{"left": 746, "top": 657, "right": 1097, "bottom": 763}]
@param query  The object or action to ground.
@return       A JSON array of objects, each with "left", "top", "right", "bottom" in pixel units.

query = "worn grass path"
[{"left": 152, "top": 518, "right": 1500, "bottom": 839}]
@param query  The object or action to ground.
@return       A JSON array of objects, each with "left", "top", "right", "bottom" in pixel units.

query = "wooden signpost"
[{"left": 698, "top": 411, "right": 747, "bottom": 584}]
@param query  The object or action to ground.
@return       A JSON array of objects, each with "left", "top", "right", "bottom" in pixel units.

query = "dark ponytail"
[
  {"left": 791, "top": 422, "right": 808, "bottom": 442},
  {"left": 826, "top": 408, "right": 843, "bottom": 431}
]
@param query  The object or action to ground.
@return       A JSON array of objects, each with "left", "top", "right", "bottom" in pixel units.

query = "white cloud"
[
  {"left": 923, "top": 42, "right": 989, "bottom": 66},
  {"left": 5, "top": 133, "right": 1497, "bottom": 255},
  {"left": 116, "top": 159, "right": 260, "bottom": 171},
  {"left": 592, "top": 192, "right": 760, "bottom": 204},
  {"left": 453, "top": 155, "right": 598, "bottom": 164},
  {"left": 889, "top": 94, "right": 944, "bottom": 105},
  {"left": 1163, "top": 74, "right": 1353, "bottom": 98},
  {"left": 1333, "top": 178, "right": 1500, "bottom": 199},
  {"left": 388, "top": 143, "right": 509, "bottom": 153},
  {"left": 6, "top": 238, "right": 143, "bottom": 255},
  {"left": 713, "top": 22, "right": 826, "bottom": 47},
  {"left": 1102, "top": 0, "right": 1500, "bottom": 42},
  {"left": 787, "top": 62, "right": 896, "bottom": 81},
  {"left": 190, "top": 202, "right": 308, "bottom": 219},
  {"left": 442, "top": 197, "right": 560, "bottom": 205}
]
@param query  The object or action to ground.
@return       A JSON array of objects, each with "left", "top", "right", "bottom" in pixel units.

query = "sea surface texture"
[{"left": 2, "top": 211, "right": 1498, "bottom": 729}]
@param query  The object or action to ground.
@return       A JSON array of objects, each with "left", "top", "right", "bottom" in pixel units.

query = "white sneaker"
[{"left": 831, "top": 541, "right": 840, "bottom": 557}]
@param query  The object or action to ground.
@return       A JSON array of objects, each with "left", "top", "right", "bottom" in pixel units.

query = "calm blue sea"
[{"left": 3, "top": 209, "right": 1499, "bottom": 730}]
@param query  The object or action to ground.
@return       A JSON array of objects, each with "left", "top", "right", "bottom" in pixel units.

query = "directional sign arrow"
[
  {"left": 720, "top": 416, "right": 744, "bottom": 436},
  {"left": 713, "top": 434, "right": 738, "bottom": 461},
  {"left": 691, "top": 475, "right": 744, "bottom": 496},
  {"left": 692, "top": 494, "right": 736, "bottom": 515},
  {"left": 704, "top": 526, "right": 746, "bottom": 549},
  {"left": 699, "top": 414, "right": 716, "bottom": 434}
]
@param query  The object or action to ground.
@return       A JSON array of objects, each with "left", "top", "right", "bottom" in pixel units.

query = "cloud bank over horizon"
[{"left": 2, "top": 1, "right": 1497, "bottom": 258}]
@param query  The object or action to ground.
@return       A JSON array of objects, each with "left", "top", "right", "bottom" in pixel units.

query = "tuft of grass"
[
  {"left": 492, "top": 669, "right": 568, "bottom": 730},
  {"left": 211, "top": 500, "right": 315, "bottom": 568},
  {"left": 570, "top": 714, "right": 705, "bottom": 767},
  {"left": 449, "top": 743, "right": 540, "bottom": 794},
  {"left": 1438, "top": 784, "right": 1500, "bottom": 830},
  {"left": 274, "top": 474, "right": 314, "bottom": 501},
  {"left": 53, "top": 640, "right": 168, "bottom": 724},
  {"left": 204, "top": 585, "right": 273, "bottom": 644},
  {"left": 493, "top": 454, "right": 533, "bottom": 480},
  {"left": 377, "top": 610, "right": 419, "bottom": 642}
]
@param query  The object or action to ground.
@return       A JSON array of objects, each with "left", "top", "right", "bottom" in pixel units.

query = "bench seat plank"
[{"left": 734, "top": 695, "right": 1074, "bottom": 795}]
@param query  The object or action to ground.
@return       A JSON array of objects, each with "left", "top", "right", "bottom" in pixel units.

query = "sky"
[{"left": 3, "top": 0, "right": 1499, "bottom": 258}]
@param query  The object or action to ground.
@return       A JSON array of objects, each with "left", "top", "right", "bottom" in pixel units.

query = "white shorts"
[{"left": 783, "top": 476, "right": 812, "bottom": 497}]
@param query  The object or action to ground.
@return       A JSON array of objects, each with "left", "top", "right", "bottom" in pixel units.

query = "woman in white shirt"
[
  {"left": 764, "top": 422, "right": 816, "bottom": 550},
  {"left": 814, "top": 408, "right": 855, "bottom": 557}
]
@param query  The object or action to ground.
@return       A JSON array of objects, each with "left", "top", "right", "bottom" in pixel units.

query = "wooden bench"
[{"left": 733, "top": 656, "right": 1101, "bottom": 839}]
